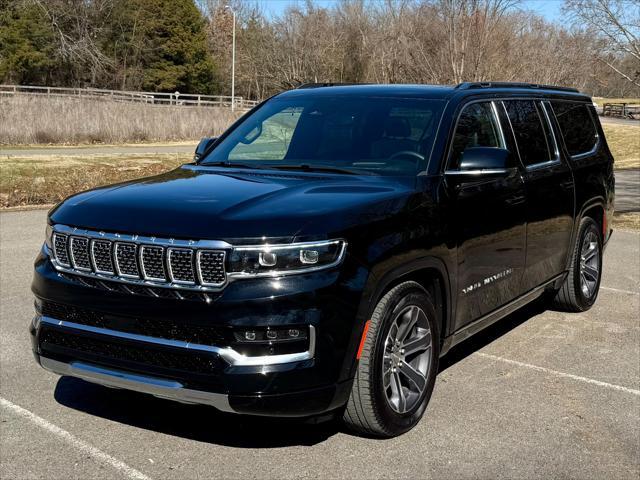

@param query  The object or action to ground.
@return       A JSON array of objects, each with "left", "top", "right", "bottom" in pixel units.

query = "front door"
[{"left": 445, "top": 101, "right": 527, "bottom": 330}]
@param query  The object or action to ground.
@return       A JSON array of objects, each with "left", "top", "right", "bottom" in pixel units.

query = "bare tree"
[{"left": 564, "top": 0, "right": 640, "bottom": 86}]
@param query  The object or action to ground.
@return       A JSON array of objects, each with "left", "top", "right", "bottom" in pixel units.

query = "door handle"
[{"left": 560, "top": 180, "right": 574, "bottom": 190}]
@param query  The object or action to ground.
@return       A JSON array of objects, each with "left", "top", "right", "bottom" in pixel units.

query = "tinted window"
[
  {"left": 504, "top": 100, "right": 554, "bottom": 166},
  {"left": 450, "top": 102, "right": 504, "bottom": 169},
  {"left": 551, "top": 101, "right": 598, "bottom": 156},
  {"left": 205, "top": 96, "right": 445, "bottom": 176}
]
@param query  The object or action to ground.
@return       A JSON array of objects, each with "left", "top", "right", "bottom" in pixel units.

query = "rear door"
[
  {"left": 445, "top": 101, "right": 527, "bottom": 329},
  {"left": 502, "top": 99, "right": 575, "bottom": 292}
]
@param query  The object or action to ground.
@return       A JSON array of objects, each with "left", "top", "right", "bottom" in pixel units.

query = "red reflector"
[{"left": 356, "top": 320, "right": 371, "bottom": 360}]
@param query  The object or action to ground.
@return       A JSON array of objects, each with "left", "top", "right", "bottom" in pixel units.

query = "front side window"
[
  {"left": 503, "top": 100, "right": 554, "bottom": 166},
  {"left": 449, "top": 102, "right": 504, "bottom": 169},
  {"left": 551, "top": 101, "right": 598, "bottom": 156},
  {"left": 203, "top": 96, "right": 446, "bottom": 176}
]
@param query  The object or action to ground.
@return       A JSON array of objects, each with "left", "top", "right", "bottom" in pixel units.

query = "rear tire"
[
  {"left": 552, "top": 217, "right": 603, "bottom": 312},
  {"left": 343, "top": 281, "right": 439, "bottom": 437}
]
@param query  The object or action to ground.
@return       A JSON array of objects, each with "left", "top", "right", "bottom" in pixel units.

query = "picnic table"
[{"left": 602, "top": 102, "right": 640, "bottom": 119}]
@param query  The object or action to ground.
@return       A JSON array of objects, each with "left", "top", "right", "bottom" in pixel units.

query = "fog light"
[
  {"left": 266, "top": 330, "right": 277, "bottom": 340},
  {"left": 259, "top": 251, "right": 277, "bottom": 267},
  {"left": 299, "top": 249, "right": 319, "bottom": 264},
  {"left": 245, "top": 331, "right": 256, "bottom": 341},
  {"left": 288, "top": 329, "right": 300, "bottom": 338}
]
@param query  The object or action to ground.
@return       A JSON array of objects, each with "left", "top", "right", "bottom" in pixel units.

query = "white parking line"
[
  {"left": 601, "top": 286, "right": 639, "bottom": 295},
  {"left": 0, "top": 397, "right": 151, "bottom": 480},
  {"left": 477, "top": 353, "right": 640, "bottom": 396}
]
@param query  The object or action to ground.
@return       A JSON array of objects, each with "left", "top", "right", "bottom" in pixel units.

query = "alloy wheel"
[
  {"left": 382, "top": 305, "right": 433, "bottom": 414},
  {"left": 580, "top": 230, "right": 600, "bottom": 299}
]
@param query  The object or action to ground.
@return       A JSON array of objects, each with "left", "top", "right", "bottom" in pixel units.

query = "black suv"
[{"left": 31, "top": 82, "right": 614, "bottom": 437}]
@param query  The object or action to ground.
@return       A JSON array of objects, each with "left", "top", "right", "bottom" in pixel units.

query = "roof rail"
[
  {"left": 455, "top": 82, "right": 579, "bottom": 93},
  {"left": 296, "top": 82, "right": 366, "bottom": 89}
]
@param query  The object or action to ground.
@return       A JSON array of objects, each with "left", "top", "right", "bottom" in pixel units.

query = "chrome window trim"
[
  {"left": 37, "top": 315, "right": 316, "bottom": 367},
  {"left": 167, "top": 248, "right": 196, "bottom": 285},
  {"left": 196, "top": 250, "right": 227, "bottom": 287},
  {"left": 549, "top": 100, "right": 601, "bottom": 160},
  {"left": 90, "top": 239, "right": 115, "bottom": 275},
  {"left": 69, "top": 236, "right": 91, "bottom": 272},
  {"left": 139, "top": 245, "right": 166, "bottom": 282},
  {"left": 114, "top": 242, "right": 140, "bottom": 279}
]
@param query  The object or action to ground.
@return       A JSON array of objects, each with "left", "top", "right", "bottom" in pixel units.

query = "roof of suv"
[{"left": 276, "top": 82, "right": 591, "bottom": 101}]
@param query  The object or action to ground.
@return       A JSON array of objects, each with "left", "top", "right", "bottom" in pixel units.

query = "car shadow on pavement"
[{"left": 53, "top": 298, "right": 549, "bottom": 446}]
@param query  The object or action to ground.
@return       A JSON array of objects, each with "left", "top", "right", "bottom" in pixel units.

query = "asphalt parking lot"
[{"left": 1, "top": 209, "right": 638, "bottom": 480}]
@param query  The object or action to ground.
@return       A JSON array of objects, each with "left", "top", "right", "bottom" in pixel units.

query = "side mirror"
[
  {"left": 459, "top": 147, "right": 513, "bottom": 172},
  {"left": 194, "top": 137, "right": 218, "bottom": 162}
]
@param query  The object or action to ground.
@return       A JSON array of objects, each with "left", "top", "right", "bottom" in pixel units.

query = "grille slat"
[
  {"left": 70, "top": 237, "right": 91, "bottom": 271},
  {"left": 91, "top": 240, "right": 114, "bottom": 274},
  {"left": 53, "top": 233, "right": 70, "bottom": 267},
  {"left": 197, "top": 251, "right": 226, "bottom": 285},
  {"left": 140, "top": 246, "right": 166, "bottom": 281},
  {"left": 115, "top": 243, "right": 140, "bottom": 278},
  {"left": 168, "top": 249, "right": 195, "bottom": 284}
]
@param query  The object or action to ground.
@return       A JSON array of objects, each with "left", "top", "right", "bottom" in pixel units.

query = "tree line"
[{"left": 1, "top": 0, "right": 639, "bottom": 99}]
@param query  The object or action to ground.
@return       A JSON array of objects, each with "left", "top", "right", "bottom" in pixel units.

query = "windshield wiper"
[
  {"left": 272, "top": 164, "right": 366, "bottom": 175},
  {"left": 203, "top": 161, "right": 277, "bottom": 170}
]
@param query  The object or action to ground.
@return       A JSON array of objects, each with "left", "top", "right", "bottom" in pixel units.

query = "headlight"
[
  {"left": 227, "top": 239, "right": 346, "bottom": 277},
  {"left": 45, "top": 224, "right": 53, "bottom": 249}
]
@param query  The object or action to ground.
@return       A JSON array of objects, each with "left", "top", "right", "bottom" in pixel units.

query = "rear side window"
[
  {"left": 503, "top": 100, "right": 554, "bottom": 167},
  {"left": 551, "top": 101, "right": 598, "bottom": 156},
  {"left": 450, "top": 102, "right": 504, "bottom": 169}
]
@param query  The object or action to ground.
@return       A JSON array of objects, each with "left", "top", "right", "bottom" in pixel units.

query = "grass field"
[
  {"left": 602, "top": 123, "right": 640, "bottom": 169},
  {"left": 0, "top": 153, "right": 188, "bottom": 208}
]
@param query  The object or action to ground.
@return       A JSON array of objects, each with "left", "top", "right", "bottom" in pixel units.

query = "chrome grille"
[
  {"left": 48, "top": 225, "right": 228, "bottom": 293},
  {"left": 140, "top": 246, "right": 166, "bottom": 281},
  {"left": 197, "top": 251, "right": 226, "bottom": 285},
  {"left": 70, "top": 237, "right": 91, "bottom": 271},
  {"left": 168, "top": 249, "right": 195, "bottom": 284},
  {"left": 115, "top": 243, "right": 140, "bottom": 278},
  {"left": 91, "top": 240, "right": 114, "bottom": 274},
  {"left": 53, "top": 233, "right": 70, "bottom": 267}
]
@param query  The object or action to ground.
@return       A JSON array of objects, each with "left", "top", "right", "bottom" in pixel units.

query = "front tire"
[
  {"left": 343, "top": 281, "right": 439, "bottom": 437},
  {"left": 552, "top": 217, "right": 603, "bottom": 312}
]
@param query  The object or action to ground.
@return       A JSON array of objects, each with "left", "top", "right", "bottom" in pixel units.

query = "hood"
[{"left": 50, "top": 165, "right": 414, "bottom": 241}]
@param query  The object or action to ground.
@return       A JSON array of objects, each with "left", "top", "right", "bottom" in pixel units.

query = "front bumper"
[{"left": 31, "top": 247, "right": 368, "bottom": 417}]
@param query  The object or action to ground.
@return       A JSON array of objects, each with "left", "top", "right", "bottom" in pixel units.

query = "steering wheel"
[{"left": 388, "top": 150, "right": 425, "bottom": 163}]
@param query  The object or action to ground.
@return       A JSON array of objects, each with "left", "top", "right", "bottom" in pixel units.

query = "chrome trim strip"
[
  {"left": 39, "top": 315, "right": 316, "bottom": 366},
  {"left": 40, "top": 357, "right": 235, "bottom": 412},
  {"left": 444, "top": 168, "right": 510, "bottom": 176}
]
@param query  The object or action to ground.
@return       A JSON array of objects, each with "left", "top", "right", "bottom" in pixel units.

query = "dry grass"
[
  {"left": 612, "top": 213, "right": 640, "bottom": 231},
  {"left": 602, "top": 123, "right": 640, "bottom": 169},
  {"left": 593, "top": 97, "right": 640, "bottom": 105},
  {"left": 0, "top": 153, "right": 188, "bottom": 207},
  {"left": 0, "top": 96, "right": 240, "bottom": 145}
]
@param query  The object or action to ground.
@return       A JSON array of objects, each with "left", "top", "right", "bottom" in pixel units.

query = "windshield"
[{"left": 202, "top": 95, "right": 445, "bottom": 176}]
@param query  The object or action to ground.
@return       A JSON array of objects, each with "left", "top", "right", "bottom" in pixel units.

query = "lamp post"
[{"left": 225, "top": 5, "right": 236, "bottom": 112}]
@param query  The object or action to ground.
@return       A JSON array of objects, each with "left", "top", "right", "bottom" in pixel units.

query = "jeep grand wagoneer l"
[{"left": 31, "top": 82, "right": 614, "bottom": 437}]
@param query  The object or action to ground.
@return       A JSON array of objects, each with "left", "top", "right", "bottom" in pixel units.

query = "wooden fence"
[{"left": 0, "top": 85, "right": 260, "bottom": 110}]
